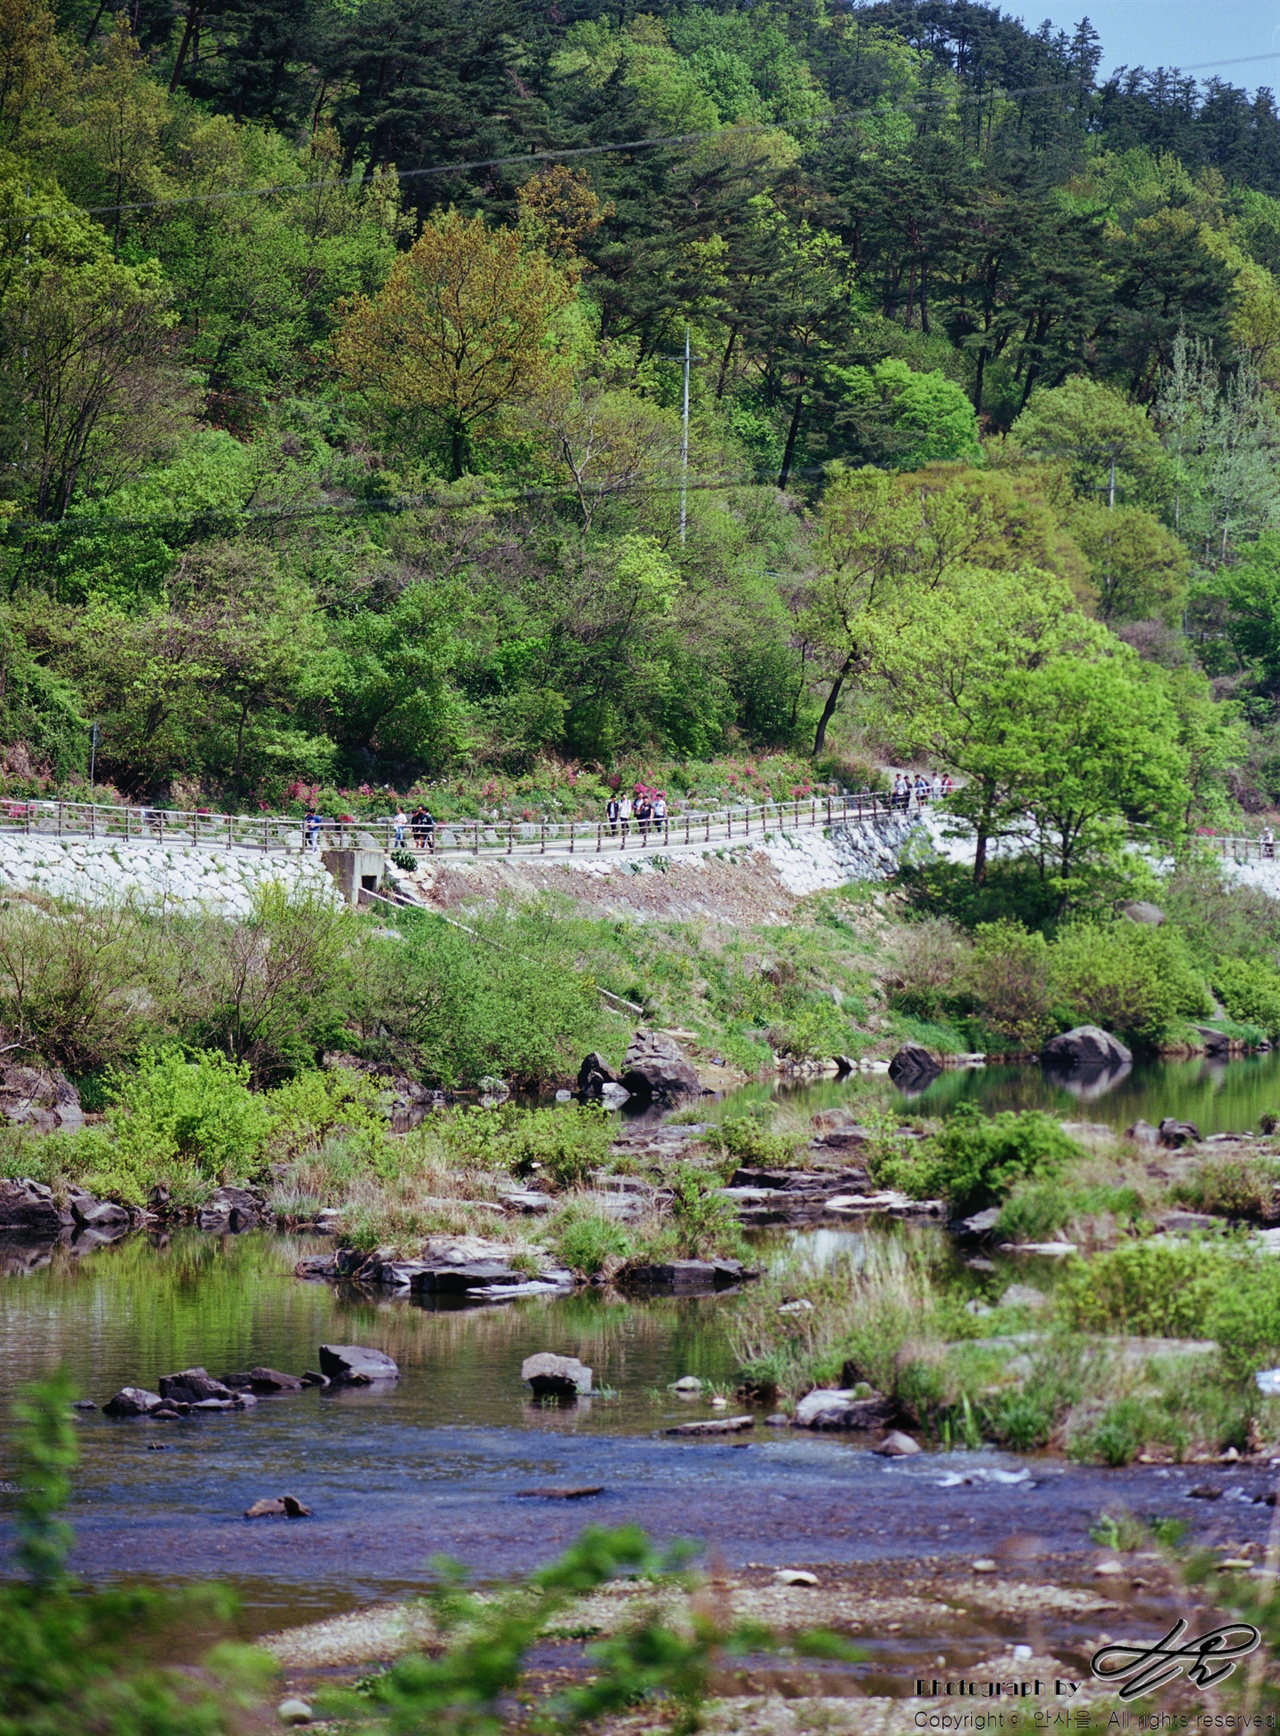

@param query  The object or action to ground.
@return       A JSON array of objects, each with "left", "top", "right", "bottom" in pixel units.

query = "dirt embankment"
[{"left": 397, "top": 845, "right": 820, "bottom": 928}]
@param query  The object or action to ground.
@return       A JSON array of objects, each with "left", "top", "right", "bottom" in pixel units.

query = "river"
[
  {"left": 707, "top": 1050, "right": 1280, "bottom": 1136},
  {"left": 1, "top": 1226, "right": 1275, "bottom": 1645}
]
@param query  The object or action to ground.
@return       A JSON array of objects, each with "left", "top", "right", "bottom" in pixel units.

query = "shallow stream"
[{"left": 1, "top": 1225, "right": 1276, "bottom": 1643}]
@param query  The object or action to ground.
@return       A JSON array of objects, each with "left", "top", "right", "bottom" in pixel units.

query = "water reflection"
[{"left": 717, "top": 1050, "right": 1280, "bottom": 1136}]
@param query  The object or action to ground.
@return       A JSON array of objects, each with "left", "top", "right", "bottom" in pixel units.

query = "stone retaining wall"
[{"left": 0, "top": 837, "right": 343, "bottom": 916}]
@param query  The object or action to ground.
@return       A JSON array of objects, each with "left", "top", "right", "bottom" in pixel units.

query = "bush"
[
  {"left": 705, "top": 1113, "right": 798, "bottom": 1172},
  {"left": 1047, "top": 921, "right": 1209, "bottom": 1046},
  {"left": 1174, "top": 1158, "right": 1280, "bottom": 1221},
  {"left": 106, "top": 1048, "right": 270, "bottom": 1190},
  {"left": 1058, "top": 1239, "right": 1234, "bottom": 1338},
  {"left": 964, "top": 920, "right": 1052, "bottom": 1048},
  {"left": 1213, "top": 957, "right": 1280, "bottom": 1040},
  {"left": 884, "top": 918, "right": 968, "bottom": 1021},
  {"left": 551, "top": 1207, "right": 631, "bottom": 1276},
  {"left": 362, "top": 902, "right": 608, "bottom": 1088},
  {"left": 666, "top": 1163, "right": 744, "bottom": 1259},
  {"left": 264, "top": 1066, "right": 386, "bottom": 1159},
  {"left": 995, "top": 1180, "right": 1146, "bottom": 1243},
  {"left": 445, "top": 1103, "right": 614, "bottom": 1191},
  {"left": 1206, "top": 1263, "right": 1280, "bottom": 1377},
  {"left": 875, "top": 1104, "right": 1082, "bottom": 1214}
]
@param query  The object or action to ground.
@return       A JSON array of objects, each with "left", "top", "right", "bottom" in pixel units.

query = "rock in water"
[
  {"left": 1040, "top": 1026, "right": 1132, "bottom": 1069},
  {"left": 277, "top": 1699, "right": 313, "bottom": 1727},
  {"left": 245, "top": 1495, "right": 311, "bottom": 1518},
  {"left": 873, "top": 1430, "right": 922, "bottom": 1457},
  {"left": 619, "top": 1028, "right": 700, "bottom": 1101},
  {"left": 102, "top": 1386, "right": 164, "bottom": 1418},
  {"left": 197, "top": 1185, "right": 262, "bottom": 1233},
  {"left": 576, "top": 1051, "right": 617, "bottom": 1097},
  {"left": 318, "top": 1344, "right": 399, "bottom": 1385},
  {"left": 1158, "top": 1117, "right": 1201, "bottom": 1149},
  {"left": 666, "top": 1415, "right": 754, "bottom": 1435},
  {"left": 522, "top": 1352, "right": 592, "bottom": 1399},
  {"left": 159, "top": 1367, "right": 237, "bottom": 1403},
  {"left": 0, "top": 1178, "right": 72, "bottom": 1236},
  {"left": 887, "top": 1043, "right": 941, "bottom": 1086},
  {"left": 516, "top": 1485, "right": 604, "bottom": 1500}
]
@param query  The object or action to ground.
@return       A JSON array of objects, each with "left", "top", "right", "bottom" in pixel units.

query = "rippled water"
[{"left": 0, "top": 1227, "right": 1274, "bottom": 1636}]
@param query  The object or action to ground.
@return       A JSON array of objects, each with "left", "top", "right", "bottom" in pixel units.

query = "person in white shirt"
[
  {"left": 619, "top": 795, "right": 632, "bottom": 839},
  {"left": 653, "top": 791, "right": 667, "bottom": 832},
  {"left": 393, "top": 808, "right": 407, "bottom": 847}
]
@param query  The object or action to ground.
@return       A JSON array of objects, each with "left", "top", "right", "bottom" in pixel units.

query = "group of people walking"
[
  {"left": 392, "top": 806, "right": 436, "bottom": 850},
  {"left": 605, "top": 790, "right": 667, "bottom": 838},
  {"left": 891, "top": 771, "right": 952, "bottom": 810},
  {"left": 302, "top": 805, "right": 436, "bottom": 850}
]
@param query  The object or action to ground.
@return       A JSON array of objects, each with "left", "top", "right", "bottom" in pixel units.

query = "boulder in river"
[
  {"left": 102, "top": 1386, "right": 164, "bottom": 1418},
  {"left": 1125, "top": 1119, "right": 1159, "bottom": 1147},
  {"left": 244, "top": 1495, "right": 311, "bottom": 1519},
  {"left": 619, "top": 1028, "right": 700, "bottom": 1102},
  {"left": 522, "top": 1352, "right": 592, "bottom": 1399},
  {"left": 793, "top": 1388, "right": 895, "bottom": 1431},
  {"left": 0, "top": 1177, "right": 72, "bottom": 1236},
  {"left": 224, "top": 1367, "right": 304, "bottom": 1395},
  {"left": 69, "top": 1192, "right": 132, "bottom": 1232},
  {"left": 873, "top": 1430, "right": 922, "bottom": 1457},
  {"left": 197, "top": 1185, "right": 263, "bottom": 1233},
  {"left": 1158, "top": 1117, "right": 1202, "bottom": 1149},
  {"left": 666, "top": 1415, "right": 754, "bottom": 1435},
  {"left": 318, "top": 1344, "right": 399, "bottom": 1385},
  {"left": 620, "top": 1257, "right": 748, "bottom": 1292},
  {"left": 159, "top": 1367, "right": 238, "bottom": 1404},
  {"left": 1040, "top": 1026, "right": 1132, "bottom": 1069},
  {"left": 576, "top": 1051, "right": 617, "bottom": 1097},
  {"left": 887, "top": 1043, "right": 941, "bottom": 1087}
]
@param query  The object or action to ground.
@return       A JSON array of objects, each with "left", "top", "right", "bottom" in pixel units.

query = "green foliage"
[
  {"left": 445, "top": 1103, "right": 614, "bottom": 1191},
  {"left": 1213, "top": 957, "right": 1280, "bottom": 1040},
  {"left": 1058, "top": 1239, "right": 1235, "bottom": 1338},
  {"left": 551, "top": 1207, "right": 632, "bottom": 1276},
  {"left": 1, "top": 1369, "right": 273, "bottom": 1734},
  {"left": 104, "top": 1048, "right": 269, "bottom": 1195},
  {"left": 264, "top": 1066, "right": 386, "bottom": 1161},
  {"left": 364, "top": 906, "right": 609, "bottom": 1090},
  {"left": 665, "top": 1162, "right": 745, "bottom": 1259},
  {"left": 705, "top": 1112, "right": 799, "bottom": 1172},
  {"left": 1048, "top": 920, "right": 1210, "bottom": 1044},
  {"left": 874, "top": 1104, "right": 1082, "bottom": 1214},
  {"left": 995, "top": 1180, "right": 1145, "bottom": 1243}
]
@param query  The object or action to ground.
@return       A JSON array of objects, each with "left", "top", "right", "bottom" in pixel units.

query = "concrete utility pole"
[{"left": 680, "top": 326, "right": 690, "bottom": 545}]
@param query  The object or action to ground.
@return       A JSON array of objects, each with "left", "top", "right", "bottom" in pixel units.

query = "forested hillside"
[{"left": 3, "top": 0, "right": 1280, "bottom": 858}]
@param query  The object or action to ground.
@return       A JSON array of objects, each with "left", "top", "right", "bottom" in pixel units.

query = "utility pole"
[
  {"left": 89, "top": 722, "right": 99, "bottom": 791},
  {"left": 680, "top": 325, "right": 690, "bottom": 545}
]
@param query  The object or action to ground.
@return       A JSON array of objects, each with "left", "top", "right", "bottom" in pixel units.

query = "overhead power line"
[{"left": 5, "top": 48, "right": 1280, "bottom": 230}]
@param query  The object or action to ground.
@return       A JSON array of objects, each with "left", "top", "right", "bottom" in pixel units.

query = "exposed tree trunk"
[
  {"left": 715, "top": 325, "right": 738, "bottom": 401},
  {"left": 973, "top": 821, "right": 989, "bottom": 885},
  {"left": 813, "top": 652, "right": 854, "bottom": 754},
  {"left": 971, "top": 346, "right": 986, "bottom": 414},
  {"left": 169, "top": 2, "right": 203, "bottom": 93},
  {"left": 778, "top": 392, "right": 804, "bottom": 490},
  {"left": 83, "top": 1, "right": 109, "bottom": 46}
]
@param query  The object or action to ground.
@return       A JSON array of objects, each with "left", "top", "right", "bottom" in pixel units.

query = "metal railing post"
[
  {"left": 569, "top": 820, "right": 575, "bottom": 854},
  {"left": 508, "top": 822, "right": 513, "bottom": 855},
  {"left": 540, "top": 819, "right": 546, "bottom": 855},
  {"left": 596, "top": 822, "right": 601, "bottom": 853}
]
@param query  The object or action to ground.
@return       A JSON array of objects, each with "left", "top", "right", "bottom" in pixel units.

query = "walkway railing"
[
  {"left": 1202, "top": 834, "right": 1280, "bottom": 865},
  {"left": 0, "top": 789, "right": 899, "bottom": 858}
]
